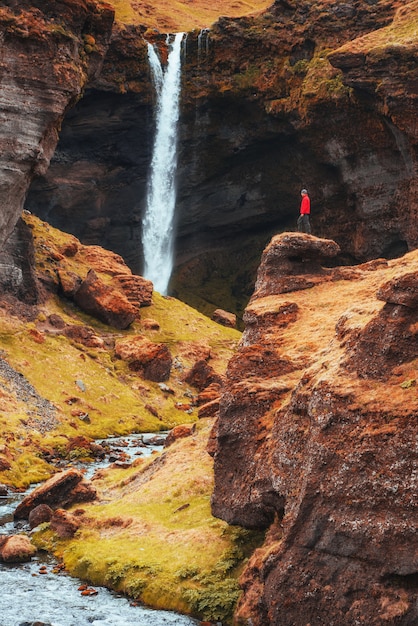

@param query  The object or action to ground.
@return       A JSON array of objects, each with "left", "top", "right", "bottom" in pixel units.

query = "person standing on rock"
[{"left": 297, "top": 188, "right": 311, "bottom": 234}]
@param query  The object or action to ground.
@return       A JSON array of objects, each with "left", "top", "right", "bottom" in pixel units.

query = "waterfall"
[{"left": 142, "top": 33, "right": 184, "bottom": 295}]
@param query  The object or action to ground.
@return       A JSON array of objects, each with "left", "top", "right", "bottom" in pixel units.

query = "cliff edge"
[
  {"left": 0, "top": 0, "right": 114, "bottom": 252},
  {"left": 211, "top": 232, "right": 418, "bottom": 625}
]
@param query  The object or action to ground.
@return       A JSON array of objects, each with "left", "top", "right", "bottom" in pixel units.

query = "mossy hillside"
[
  {"left": 33, "top": 420, "right": 264, "bottom": 623},
  {"left": 0, "top": 214, "right": 240, "bottom": 488}
]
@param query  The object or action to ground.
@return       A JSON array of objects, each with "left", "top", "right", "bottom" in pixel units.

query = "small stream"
[{"left": 0, "top": 434, "right": 201, "bottom": 626}]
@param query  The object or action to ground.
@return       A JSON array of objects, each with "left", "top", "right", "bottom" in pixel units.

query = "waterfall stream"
[
  {"left": 0, "top": 434, "right": 199, "bottom": 626},
  {"left": 142, "top": 33, "right": 184, "bottom": 295}
]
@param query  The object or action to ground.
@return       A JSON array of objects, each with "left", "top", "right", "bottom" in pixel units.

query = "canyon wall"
[
  {"left": 0, "top": 0, "right": 114, "bottom": 298},
  {"left": 211, "top": 231, "right": 418, "bottom": 625},
  {"left": 24, "top": 0, "right": 418, "bottom": 314}
]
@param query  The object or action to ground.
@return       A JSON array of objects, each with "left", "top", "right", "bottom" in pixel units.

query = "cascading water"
[{"left": 142, "top": 33, "right": 184, "bottom": 295}]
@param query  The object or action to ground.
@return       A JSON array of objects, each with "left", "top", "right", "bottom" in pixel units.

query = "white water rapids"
[{"left": 142, "top": 33, "right": 184, "bottom": 295}]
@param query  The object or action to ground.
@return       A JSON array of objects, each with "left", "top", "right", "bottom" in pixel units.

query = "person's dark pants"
[{"left": 297, "top": 214, "right": 311, "bottom": 234}]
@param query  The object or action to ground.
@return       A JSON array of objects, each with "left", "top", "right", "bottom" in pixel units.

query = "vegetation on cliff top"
[{"left": 107, "top": 0, "right": 271, "bottom": 31}]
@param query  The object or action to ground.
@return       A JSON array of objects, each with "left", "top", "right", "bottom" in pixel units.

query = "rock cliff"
[
  {"left": 211, "top": 231, "right": 418, "bottom": 625},
  {"left": 0, "top": 0, "right": 114, "bottom": 295},
  {"left": 22, "top": 0, "right": 418, "bottom": 316}
]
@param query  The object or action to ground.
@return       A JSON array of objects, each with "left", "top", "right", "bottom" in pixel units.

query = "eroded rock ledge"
[{"left": 211, "top": 232, "right": 418, "bottom": 625}]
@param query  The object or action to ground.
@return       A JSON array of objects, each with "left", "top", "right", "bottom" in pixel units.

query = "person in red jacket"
[{"left": 297, "top": 188, "right": 311, "bottom": 234}]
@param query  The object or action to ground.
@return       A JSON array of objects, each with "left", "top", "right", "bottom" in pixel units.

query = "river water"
[{"left": 0, "top": 435, "right": 200, "bottom": 626}]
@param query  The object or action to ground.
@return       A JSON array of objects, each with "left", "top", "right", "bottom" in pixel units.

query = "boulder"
[
  {"left": 63, "top": 324, "right": 104, "bottom": 348},
  {"left": 252, "top": 233, "right": 340, "bottom": 300},
  {"left": 14, "top": 468, "right": 96, "bottom": 520},
  {"left": 164, "top": 424, "right": 196, "bottom": 447},
  {"left": 196, "top": 382, "right": 222, "bottom": 406},
  {"left": 115, "top": 274, "right": 153, "bottom": 308},
  {"left": 73, "top": 269, "right": 137, "bottom": 329},
  {"left": 377, "top": 272, "right": 418, "bottom": 308},
  {"left": 115, "top": 335, "right": 172, "bottom": 382},
  {"left": 183, "top": 360, "right": 223, "bottom": 392},
  {"left": 211, "top": 308, "right": 237, "bottom": 328},
  {"left": 79, "top": 246, "right": 132, "bottom": 277},
  {"left": 49, "top": 509, "right": 81, "bottom": 538},
  {"left": 57, "top": 269, "right": 82, "bottom": 298},
  {"left": 1, "top": 535, "right": 36, "bottom": 563},
  {"left": 28, "top": 504, "right": 53, "bottom": 529}
]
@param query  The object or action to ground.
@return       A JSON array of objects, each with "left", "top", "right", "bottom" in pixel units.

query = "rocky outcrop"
[
  {"left": 0, "top": 0, "right": 114, "bottom": 300},
  {"left": 73, "top": 268, "right": 138, "bottom": 329},
  {"left": 0, "top": 1, "right": 114, "bottom": 244},
  {"left": 211, "top": 232, "right": 418, "bottom": 625},
  {"left": 114, "top": 334, "right": 173, "bottom": 382}
]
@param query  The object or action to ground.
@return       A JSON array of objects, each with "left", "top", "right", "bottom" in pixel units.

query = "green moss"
[
  {"left": 233, "top": 64, "right": 262, "bottom": 91},
  {"left": 1, "top": 451, "right": 53, "bottom": 488},
  {"left": 400, "top": 379, "right": 416, "bottom": 389},
  {"left": 32, "top": 424, "right": 264, "bottom": 623},
  {"left": 182, "top": 577, "right": 242, "bottom": 623}
]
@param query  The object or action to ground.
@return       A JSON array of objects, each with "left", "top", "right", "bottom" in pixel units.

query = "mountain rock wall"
[
  {"left": 24, "top": 0, "right": 418, "bottom": 315},
  {"left": 0, "top": 0, "right": 114, "bottom": 298},
  {"left": 211, "top": 231, "right": 418, "bottom": 625}
]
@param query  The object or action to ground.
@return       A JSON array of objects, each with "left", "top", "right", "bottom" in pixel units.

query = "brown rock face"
[
  {"left": 115, "top": 335, "right": 173, "bottom": 382},
  {"left": 212, "top": 233, "right": 418, "bottom": 625},
  {"left": 24, "top": 1, "right": 418, "bottom": 319},
  {"left": 251, "top": 233, "right": 341, "bottom": 299},
  {"left": 74, "top": 269, "right": 137, "bottom": 329},
  {"left": 183, "top": 359, "right": 224, "bottom": 392},
  {"left": 344, "top": 272, "right": 418, "bottom": 380},
  {"left": 0, "top": 0, "right": 114, "bottom": 252}
]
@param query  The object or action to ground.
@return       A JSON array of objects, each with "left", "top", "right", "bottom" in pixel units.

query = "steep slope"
[
  {"left": 0, "top": 213, "right": 240, "bottom": 488},
  {"left": 0, "top": 215, "right": 262, "bottom": 623},
  {"left": 211, "top": 232, "right": 418, "bottom": 625}
]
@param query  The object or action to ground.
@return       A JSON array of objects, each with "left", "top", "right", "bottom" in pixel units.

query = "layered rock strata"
[
  {"left": 211, "top": 232, "right": 418, "bottom": 625},
  {"left": 0, "top": 0, "right": 114, "bottom": 294}
]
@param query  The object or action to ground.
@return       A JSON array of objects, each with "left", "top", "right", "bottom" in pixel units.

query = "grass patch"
[{"left": 33, "top": 422, "right": 264, "bottom": 623}]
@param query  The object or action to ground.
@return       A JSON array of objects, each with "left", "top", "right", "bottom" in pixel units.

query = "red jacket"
[{"left": 300, "top": 195, "right": 310, "bottom": 215}]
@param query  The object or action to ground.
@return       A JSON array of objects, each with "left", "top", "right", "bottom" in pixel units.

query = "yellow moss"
[
  {"left": 1, "top": 451, "right": 53, "bottom": 488},
  {"left": 34, "top": 423, "right": 263, "bottom": 622}
]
